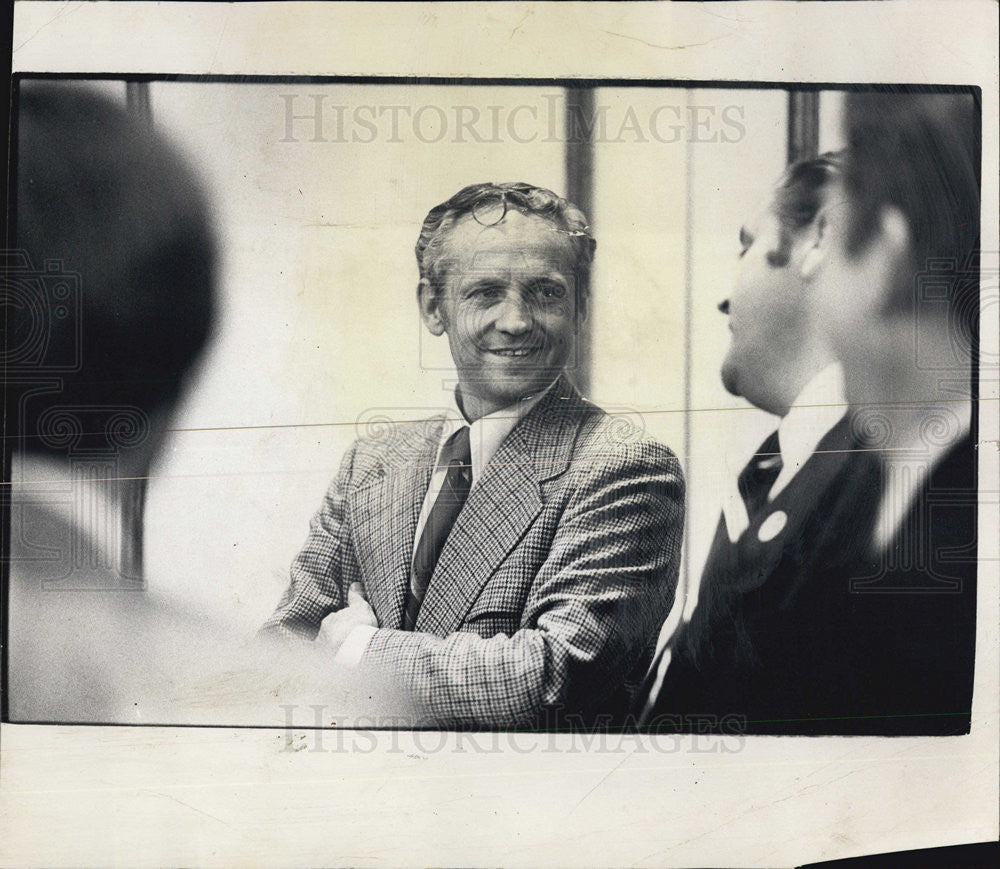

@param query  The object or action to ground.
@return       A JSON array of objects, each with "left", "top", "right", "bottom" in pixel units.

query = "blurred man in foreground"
[
  {"left": 5, "top": 83, "right": 364, "bottom": 725},
  {"left": 5, "top": 82, "right": 216, "bottom": 721},
  {"left": 800, "top": 91, "right": 980, "bottom": 734},
  {"left": 641, "top": 92, "right": 980, "bottom": 736},
  {"left": 261, "top": 182, "right": 685, "bottom": 728}
]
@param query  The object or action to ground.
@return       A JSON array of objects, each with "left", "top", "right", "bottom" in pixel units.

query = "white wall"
[
  {"left": 590, "top": 88, "right": 689, "bottom": 463},
  {"left": 684, "top": 88, "right": 789, "bottom": 606}
]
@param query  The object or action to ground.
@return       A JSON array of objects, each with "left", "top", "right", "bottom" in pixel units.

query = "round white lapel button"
[{"left": 757, "top": 510, "right": 788, "bottom": 542}]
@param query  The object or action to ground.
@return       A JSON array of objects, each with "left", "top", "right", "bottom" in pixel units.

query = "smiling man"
[{"left": 261, "top": 182, "right": 685, "bottom": 728}]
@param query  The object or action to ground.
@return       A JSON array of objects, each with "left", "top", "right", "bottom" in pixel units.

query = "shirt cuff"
[{"left": 333, "top": 624, "right": 378, "bottom": 669}]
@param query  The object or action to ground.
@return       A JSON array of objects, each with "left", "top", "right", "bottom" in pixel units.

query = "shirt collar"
[
  {"left": 436, "top": 379, "right": 556, "bottom": 481},
  {"left": 771, "top": 362, "right": 848, "bottom": 498}
]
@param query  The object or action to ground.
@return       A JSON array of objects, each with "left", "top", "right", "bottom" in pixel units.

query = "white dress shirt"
[
  {"left": 334, "top": 381, "right": 555, "bottom": 665},
  {"left": 412, "top": 383, "right": 553, "bottom": 556},
  {"left": 721, "top": 363, "right": 848, "bottom": 543}
]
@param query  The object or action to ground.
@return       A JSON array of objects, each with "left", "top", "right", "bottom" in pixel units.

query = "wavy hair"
[
  {"left": 415, "top": 182, "right": 596, "bottom": 302},
  {"left": 766, "top": 151, "right": 844, "bottom": 267}
]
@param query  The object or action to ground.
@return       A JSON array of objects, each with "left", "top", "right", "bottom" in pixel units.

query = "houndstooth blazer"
[{"left": 260, "top": 376, "right": 685, "bottom": 728}]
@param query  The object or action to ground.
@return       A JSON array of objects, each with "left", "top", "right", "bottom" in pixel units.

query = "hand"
[{"left": 316, "top": 582, "right": 378, "bottom": 656}]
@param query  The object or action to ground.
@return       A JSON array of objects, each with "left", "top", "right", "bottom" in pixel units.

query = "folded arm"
[
  {"left": 259, "top": 442, "right": 361, "bottom": 641},
  {"left": 361, "top": 445, "right": 684, "bottom": 728}
]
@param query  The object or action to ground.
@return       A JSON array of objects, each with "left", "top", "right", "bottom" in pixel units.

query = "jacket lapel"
[
  {"left": 349, "top": 420, "right": 441, "bottom": 630},
  {"left": 415, "top": 376, "right": 590, "bottom": 635},
  {"left": 730, "top": 414, "right": 859, "bottom": 590}
]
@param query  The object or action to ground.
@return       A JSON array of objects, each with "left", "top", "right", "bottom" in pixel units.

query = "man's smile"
[{"left": 485, "top": 347, "right": 541, "bottom": 358}]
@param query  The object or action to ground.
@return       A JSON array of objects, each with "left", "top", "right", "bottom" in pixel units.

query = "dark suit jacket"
[
  {"left": 262, "top": 376, "right": 685, "bottom": 728},
  {"left": 647, "top": 419, "right": 977, "bottom": 736}
]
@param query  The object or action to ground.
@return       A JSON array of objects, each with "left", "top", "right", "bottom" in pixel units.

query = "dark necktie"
[
  {"left": 738, "top": 430, "right": 783, "bottom": 517},
  {"left": 404, "top": 425, "right": 472, "bottom": 630},
  {"left": 632, "top": 430, "right": 784, "bottom": 724}
]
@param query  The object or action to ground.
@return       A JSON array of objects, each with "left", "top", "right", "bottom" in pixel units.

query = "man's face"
[
  {"left": 718, "top": 202, "right": 813, "bottom": 416},
  {"left": 423, "top": 211, "right": 581, "bottom": 417}
]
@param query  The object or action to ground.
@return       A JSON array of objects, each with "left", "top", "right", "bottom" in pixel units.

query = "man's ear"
[
  {"left": 875, "top": 205, "right": 911, "bottom": 263},
  {"left": 417, "top": 278, "right": 447, "bottom": 336},
  {"left": 799, "top": 209, "right": 832, "bottom": 280},
  {"left": 867, "top": 205, "right": 913, "bottom": 313}
]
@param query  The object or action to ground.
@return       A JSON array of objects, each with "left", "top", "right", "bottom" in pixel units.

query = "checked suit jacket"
[{"left": 261, "top": 376, "right": 685, "bottom": 728}]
